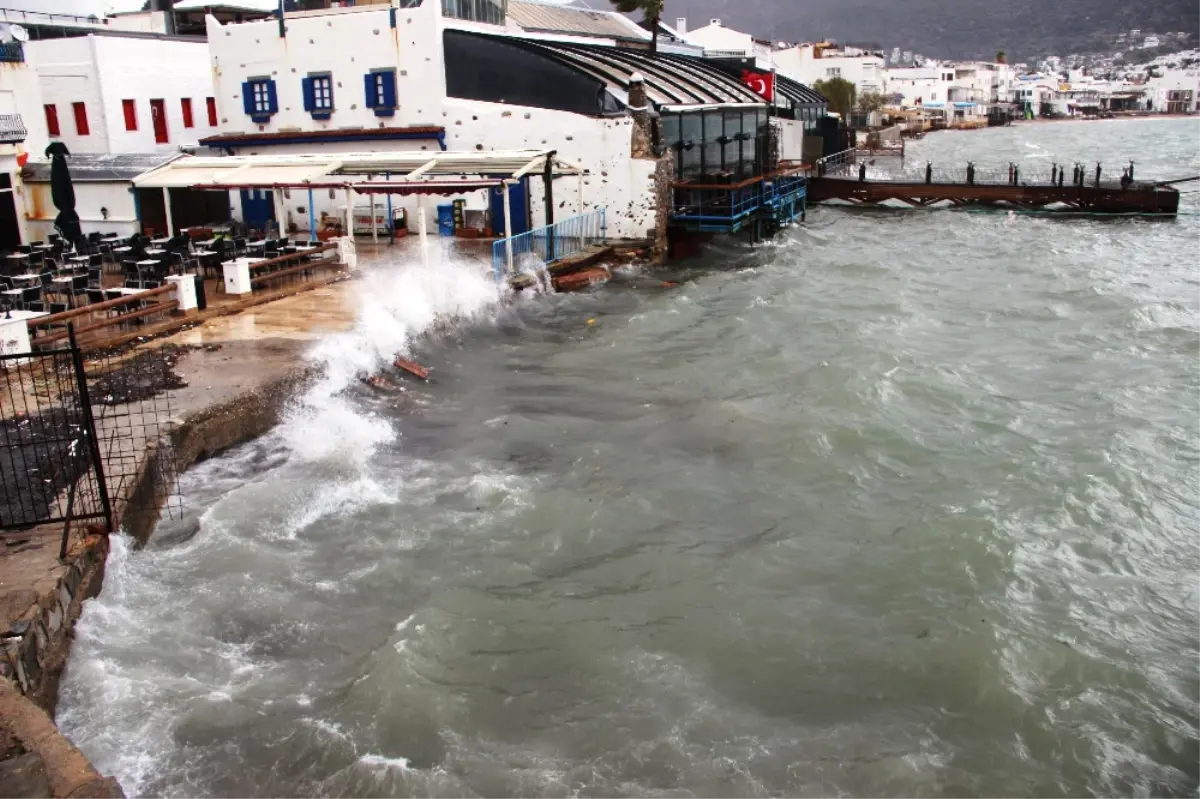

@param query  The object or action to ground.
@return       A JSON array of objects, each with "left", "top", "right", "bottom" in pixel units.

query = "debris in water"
[{"left": 393, "top": 357, "right": 430, "bottom": 381}]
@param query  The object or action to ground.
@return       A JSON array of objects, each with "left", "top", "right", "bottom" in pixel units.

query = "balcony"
[
  {"left": 0, "top": 115, "right": 27, "bottom": 144},
  {"left": 0, "top": 41, "right": 23, "bottom": 63}
]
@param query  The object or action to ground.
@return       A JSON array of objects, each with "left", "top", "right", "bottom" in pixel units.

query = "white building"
[
  {"left": 201, "top": 0, "right": 786, "bottom": 244},
  {"left": 1145, "top": 66, "right": 1200, "bottom": 112},
  {"left": 773, "top": 43, "right": 887, "bottom": 96},
  {"left": 679, "top": 18, "right": 773, "bottom": 62},
  {"left": 26, "top": 33, "right": 218, "bottom": 156},
  {"left": 0, "top": 40, "right": 50, "bottom": 250}
]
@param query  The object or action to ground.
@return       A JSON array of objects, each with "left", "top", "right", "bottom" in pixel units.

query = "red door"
[{"left": 150, "top": 99, "right": 168, "bottom": 144}]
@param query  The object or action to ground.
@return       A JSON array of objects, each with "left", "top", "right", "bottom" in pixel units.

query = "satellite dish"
[
  {"left": 0, "top": 25, "right": 12, "bottom": 43},
  {"left": 9, "top": 25, "right": 29, "bottom": 43}
]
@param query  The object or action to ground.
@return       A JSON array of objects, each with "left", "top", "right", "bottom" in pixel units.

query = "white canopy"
[{"left": 132, "top": 150, "right": 585, "bottom": 189}]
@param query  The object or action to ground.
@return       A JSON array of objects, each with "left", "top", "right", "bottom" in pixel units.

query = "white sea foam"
[
  {"left": 283, "top": 259, "right": 506, "bottom": 466},
  {"left": 358, "top": 753, "right": 412, "bottom": 771}
]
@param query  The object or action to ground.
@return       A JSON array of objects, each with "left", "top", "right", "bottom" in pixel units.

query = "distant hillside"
[{"left": 661, "top": 0, "right": 1200, "bottom": 62}]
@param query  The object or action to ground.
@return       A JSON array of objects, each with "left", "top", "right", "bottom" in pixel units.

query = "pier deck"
[
  {"left": 808, "top": 177, "right": 1181, "bottom": 214},
  {"left": 808, "top": 150, "right": 1181, "bottom": 215}
]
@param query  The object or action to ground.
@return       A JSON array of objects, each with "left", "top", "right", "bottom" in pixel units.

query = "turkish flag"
[{"left": 741, "top": 70, "right": 775, "bottom": 102}]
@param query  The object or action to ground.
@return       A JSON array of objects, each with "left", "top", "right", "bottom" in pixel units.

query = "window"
[
  {"left": 44, "top": 104, "right": 59, "bottom": 136},
  {"left": 122, "top": 99, "right": 137, "bottom": 131},
  {"left": 441, "top": 0, "right": 504, "bottom": 25},
  {"left": 302, "top": 73, "right": 334, "bottom": 119},
  {"left": 72, "top": 102, "right": 89, "bottom": 136},
  {"left": 206, "top": 96, "right": 218, "bottom": 126},
  {"left": 825, "top": 67, "right": 841, "bottom": 77},
  {"left": 241, "top": 77, "right": 278, "bottom": 122},
  {"left": 181, "top": 97, "right": 194, "bottom": 128},
  {"left": 364, "top": 69, "right": 397, "bottom": 117}
]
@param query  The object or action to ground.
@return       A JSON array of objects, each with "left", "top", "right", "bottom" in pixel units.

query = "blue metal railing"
[
  {"left": 671, "top": 173, "right": 808, "bottom": 233},
  {"left": 492, "top": 209, "right": 607, "bottom": 281}
]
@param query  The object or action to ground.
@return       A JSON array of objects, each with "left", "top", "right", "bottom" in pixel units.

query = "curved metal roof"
[{"left": 488, "top": 34, "right": 769, "bottom": 109}]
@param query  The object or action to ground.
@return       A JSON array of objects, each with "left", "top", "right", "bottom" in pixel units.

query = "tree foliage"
[
  {"left": 996, "top": 50, "right": 1007, "bottom": 63},
  {"left": 813, "top": 77, "right": 857, "bottom": 119},
  {"left": 612, "top": 0, "right": 664, "bottom": 53},
  {"left": 857, "top": 91, "right": 887, "bottom": 113}
]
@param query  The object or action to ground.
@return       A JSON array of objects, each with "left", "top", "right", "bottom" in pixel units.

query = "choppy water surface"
[{"left": 60, "top": 119, "right": 1199, "bottom": 797}]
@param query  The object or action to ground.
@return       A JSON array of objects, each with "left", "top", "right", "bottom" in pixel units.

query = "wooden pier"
[{"left": 807, "top": 151, "right": 1181, "bottom": 216}]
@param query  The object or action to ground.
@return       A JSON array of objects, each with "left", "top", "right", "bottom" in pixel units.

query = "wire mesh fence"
[{"left": 0, "top": 323, "right": 182, "bottom": 555}]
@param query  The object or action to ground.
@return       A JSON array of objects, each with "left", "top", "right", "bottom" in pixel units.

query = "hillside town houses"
[{"left": 0, "top": 0, "right": 1191, "bottom": 254}]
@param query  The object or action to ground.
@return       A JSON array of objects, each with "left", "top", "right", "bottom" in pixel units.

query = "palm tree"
[{"left": 611, "top": 0, "right": 664, "bottom": 54}]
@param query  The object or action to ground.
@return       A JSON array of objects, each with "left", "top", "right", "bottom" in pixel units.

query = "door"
[
  {"left": 240, "top": 189, "right": 275, "bottom": 232},
  {"left": 489, "top": 180, "right": 528, "bottom": 237},
  {"left": 150, "top": 99, "right": 168, "bottom": 144}
]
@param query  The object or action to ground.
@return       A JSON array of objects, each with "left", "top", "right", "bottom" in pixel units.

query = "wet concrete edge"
[{"left": 0, "top": 361, "right": 322, "bottom": 797}]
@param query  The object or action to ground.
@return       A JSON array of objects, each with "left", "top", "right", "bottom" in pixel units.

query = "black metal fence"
[{"left": 0, "top": 324, "right": 181, "bottom": 557}]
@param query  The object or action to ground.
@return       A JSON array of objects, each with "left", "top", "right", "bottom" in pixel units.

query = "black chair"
[
  {"left": 15, "top": 244, "right": 30, "bottom": 254},
  {"left": 18, "top": 286, "right": 41, "bottom": 310},
  {"left": 86, "top": 289, "right": 108, "bottom": 308},
  {"left": 68, "top": 275, "right": 89, "bottom": 308},
  {"left": 121, "top": 261, "right": 142, "bottom": 287},
  {"left": 87, "top": 267, "right": 103, "bottom": 289}
]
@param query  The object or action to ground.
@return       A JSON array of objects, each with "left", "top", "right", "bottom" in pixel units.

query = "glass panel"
[
  {"left": 741, "top": 110, "right": 758, "bottom": 177},
  {"left": 679, "top": 112, "right": 703, "bottom": 180},
  {"left": 442, "top": 0, "right": 504, "bottom": 24},
  {"left": 722, "top": 109, "right": 741, "bottom": 177},
  {"left": 702, "top": 110, "right": 722, "bottom": 178}
]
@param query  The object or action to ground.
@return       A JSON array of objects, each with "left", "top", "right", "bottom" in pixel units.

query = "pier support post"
[
  {"left": 162, "top": 187, "right": 174, "bottom": 238},
  {"left": 1095, "top": 163, "right": 1102, "bottom": 187},
  {"left": 307, "top": 187, "right": 316, "bottom": 242},
  {"left": 344, "top": 187, "right": 353, "bottom": 239},
  {"left": 543, "top": 154, "right": 556, "bottom": 262},
  {"left": 503, "top": 181, "right": 514, "bottom": 275},
  {"left": 370, "top": 182, "right": 378, "bottom": 244},
  {"left": 417, "top": 194, "right": 430, "bottom": 269}
]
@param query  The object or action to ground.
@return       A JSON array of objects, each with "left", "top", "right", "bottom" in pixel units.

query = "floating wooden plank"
[
  {"left": 553, "top": 266, "right": 610, "bottom": 293},
  {"left": 393, "top": 357, "right": 430, "bottom": 381}
]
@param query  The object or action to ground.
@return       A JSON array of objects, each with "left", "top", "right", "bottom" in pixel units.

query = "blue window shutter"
[
  {"left": 302, "top": 76, "right": 314, "bottom": 112},
  {"left": 364, "top": 73, "right": 376, "bottom": 108},
  {"left": 381, "top": 70, "right": 396, "bottom": 108},
  {"left": 266, "top": 79, "right": 279, "bottom": 113},
  {"left": 242, "top": 81, "right": 254, "bottom": 115}
]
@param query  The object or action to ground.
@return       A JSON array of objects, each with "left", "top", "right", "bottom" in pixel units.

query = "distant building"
[{"left": 773, "top": 42, "right": 887, "bottom": 95}]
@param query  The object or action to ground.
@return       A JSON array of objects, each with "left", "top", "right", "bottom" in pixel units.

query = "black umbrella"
[{"left": 45, "top": 141, "right": 84, "bottom": 251}]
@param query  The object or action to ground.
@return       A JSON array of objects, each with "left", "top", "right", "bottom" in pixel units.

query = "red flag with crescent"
[{"left": 741, "top": 69, "right": 775, "bottom": 102}]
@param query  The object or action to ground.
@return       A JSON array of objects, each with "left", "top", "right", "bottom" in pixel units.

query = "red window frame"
[
  {"left": 44, "top": 104, "right": 59, "bottom": 136},
  {"left": 122, "top": 99, "right": 137, "bottom": 131},
  {"left": 72, "top": 102, "right": 89, "bottom": 136},
  {"left": 181, "top": 97, "right": 194, "bottom": 128},
  {"left": 206, "top": 96, "right": 217, "bottom": 126}
]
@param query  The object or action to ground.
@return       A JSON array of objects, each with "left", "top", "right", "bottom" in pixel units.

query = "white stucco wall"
[
  {"left": 27, "top": 35, "right": 215, "bottom": 155},
  {"left": 25, "top": 180, "right": 139, "bottom": 239},
  {"left": 776, "top": 46, "right": 887, "bottom": 95},
  {"left": 26, "top": 37, "right": 110, "bottom": 154},
  {"left": 0, "top": 57, "right": 49, "bottom": 245},
  {"left": 206, "top": 5, "right": 655, "bottom": 239},
  {"left": 92, "top": 37, "right": 216, "bottom": 151},
  {"left": 207, "top": 4, "right": 445, "bottom": 136}
]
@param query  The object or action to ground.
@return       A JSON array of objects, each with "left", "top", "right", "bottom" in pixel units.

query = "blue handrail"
[{"left": 492, "top": 209, "right": 606, "bottom": 281}]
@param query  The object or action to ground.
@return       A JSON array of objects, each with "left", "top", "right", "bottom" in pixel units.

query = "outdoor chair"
[{"left": 18, "top": 286, "right": 41, "bottom": 311}]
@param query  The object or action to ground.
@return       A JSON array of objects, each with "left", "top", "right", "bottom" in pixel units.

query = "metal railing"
[
  {"left": 814, "top": 150, "right": 1131, "bottom": 187},
  {"left": 0, "top": 41, "right": 23, "bottom": 63},
  {"left": 492, "top": 209, "right": 606, "bottom": 281},
  {"left": 0, "top": 114, "right": 26, "bottom": 144}
]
